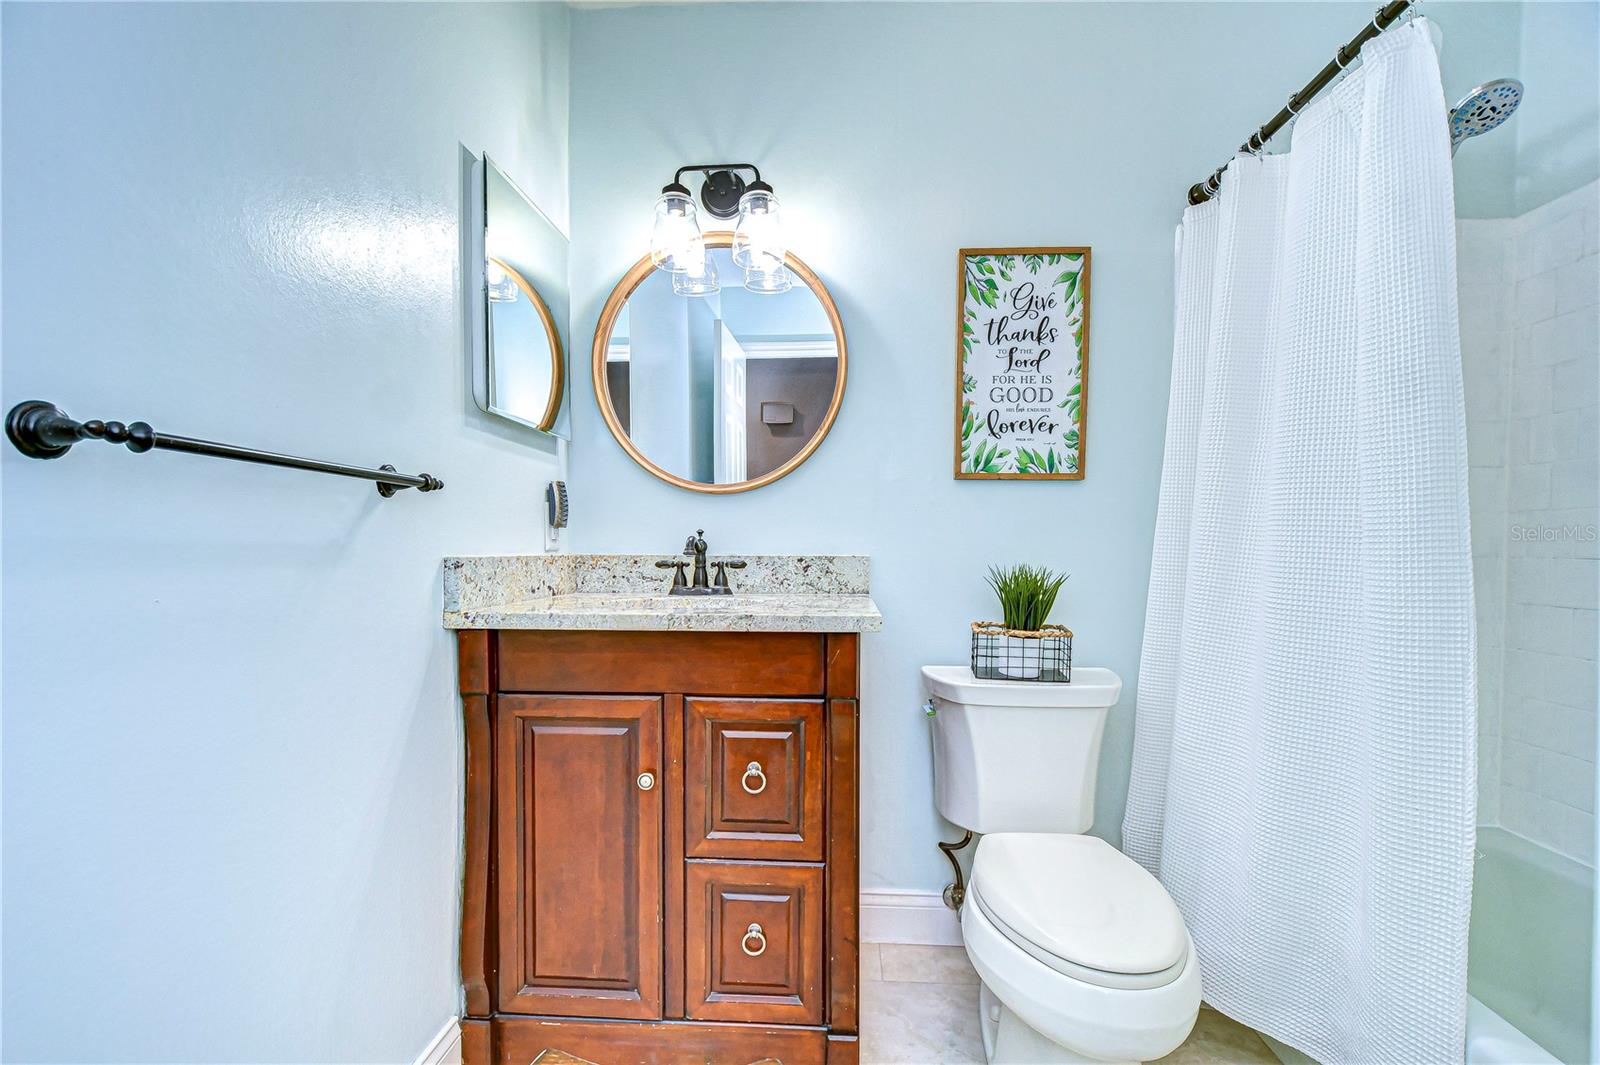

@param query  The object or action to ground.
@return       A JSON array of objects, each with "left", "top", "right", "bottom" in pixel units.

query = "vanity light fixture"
[
  {"left": 648, "top": 163, "right": 792, "bottom": 296},
  {"left": 649, "top": 186, "right": 703, "bottom": 275},
  {"left": 672, "top": 246, "right": 719, "bottom": 297},
  {"left": 730, "top": 184, "right": 785, "bottom": 271},
  {"left": 743, "top": 259, "right": 794, "bottom": 295},
  {"left": 485, "top": 258, "right": 520, "bottom": 302}
]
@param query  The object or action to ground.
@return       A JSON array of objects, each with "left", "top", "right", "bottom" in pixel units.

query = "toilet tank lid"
[{"left": 921, "top": 665, "right": 1122, "bottom": 707}]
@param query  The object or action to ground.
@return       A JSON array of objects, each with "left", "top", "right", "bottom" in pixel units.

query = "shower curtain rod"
[{"left": 1187, "top": 0, "right": 1414, "bottom": 205}]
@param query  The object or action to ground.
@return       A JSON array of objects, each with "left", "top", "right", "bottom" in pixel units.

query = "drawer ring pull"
[
  {"left": 741, "top": 761, "right": 767, "bottom": 795},
  {"left": 741, "top": 923, "right": 767, "bottom": 957}
]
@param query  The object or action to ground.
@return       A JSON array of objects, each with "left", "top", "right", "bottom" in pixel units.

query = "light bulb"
[
  {"left": 650, "top": 187, "right": 702, "bottom": 274},
  {"left": 731, "top": 186, "right": 785, "bottom": 270},
  {"left": 673, "top": 245, "right": 719, "bottom": 297}
]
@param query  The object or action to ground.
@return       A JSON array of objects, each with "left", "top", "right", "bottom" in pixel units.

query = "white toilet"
[{"left": 923, "top": 665, "right": 1201, "bottom": 1065}]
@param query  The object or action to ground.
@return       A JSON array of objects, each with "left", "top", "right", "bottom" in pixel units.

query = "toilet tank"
[{"left": 923, "top": 665, "right": 1123, "bottom": 835}]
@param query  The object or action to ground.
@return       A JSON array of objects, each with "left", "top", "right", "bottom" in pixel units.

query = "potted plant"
[{"left": 975, "top": 564, "right": 1071, "bottom": 680}]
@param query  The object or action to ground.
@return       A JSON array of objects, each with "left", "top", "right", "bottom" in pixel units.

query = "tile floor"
[{"left": 859, "top": 944, "right": 1279, "bottom": 1065}]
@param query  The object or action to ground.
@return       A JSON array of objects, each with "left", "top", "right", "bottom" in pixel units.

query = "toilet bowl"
[{"left": 922, "top": 666, "right": 1201, "bottom": 1064}]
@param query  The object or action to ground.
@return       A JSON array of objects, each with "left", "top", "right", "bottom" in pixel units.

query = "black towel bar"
[{"left": 5, "top": 400, "right": 443, "bottom": 497}]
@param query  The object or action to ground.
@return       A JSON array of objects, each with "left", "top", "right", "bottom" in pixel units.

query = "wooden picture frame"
[{"left": 954, "top": 246, "right": 1090, "bottom": 480}]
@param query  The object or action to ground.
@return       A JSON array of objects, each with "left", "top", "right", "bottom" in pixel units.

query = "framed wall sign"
[{"left": 954, "top": 247, "right": 1090, "bottom": 479}]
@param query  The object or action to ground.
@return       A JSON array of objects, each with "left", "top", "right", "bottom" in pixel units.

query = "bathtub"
[
  {"left": 1467, "top": 996, "right": 1560, "bottom": 1064},
  {"left": 1262, "top": 998, "right": 1558, "bottom": 1065},
  {"left": 1264, "top": 828, "right": 1585, "bottom": 1065},
  {"left": 1468, "top": 827, "right": 1593, "bottom": 1064}
]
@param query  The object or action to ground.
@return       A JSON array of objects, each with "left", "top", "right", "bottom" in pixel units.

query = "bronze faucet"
[
  {"left": 655, "top": 529, "right": 745, "bottom": 595},
  {"left": 684, "top": 529, "right": 710, "bottom": 589}
]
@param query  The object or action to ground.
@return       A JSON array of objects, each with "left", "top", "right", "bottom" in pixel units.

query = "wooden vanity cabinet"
[{"left": 456, "top": 629, "right": 860, "bottom": 1065}]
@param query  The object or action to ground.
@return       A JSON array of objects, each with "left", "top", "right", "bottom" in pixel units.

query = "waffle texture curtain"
[{"left": 1122, "top": 19, "right": 1476, "bottom": 1064}]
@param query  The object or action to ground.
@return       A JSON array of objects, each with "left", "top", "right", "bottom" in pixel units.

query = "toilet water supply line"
[{"left": 925, "top": 698, "right": 976, "bottom": 910}]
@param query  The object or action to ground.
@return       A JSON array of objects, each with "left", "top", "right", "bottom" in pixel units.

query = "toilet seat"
[{"left": 970, "top": 833, "right": 1190, "bottom": 991}]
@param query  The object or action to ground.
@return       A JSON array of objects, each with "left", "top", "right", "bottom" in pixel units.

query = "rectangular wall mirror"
[{"left": 465, "top": 151, "right": 571, "bottom": 438}]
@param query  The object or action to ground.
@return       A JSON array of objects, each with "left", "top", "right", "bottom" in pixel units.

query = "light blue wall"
[
  {"left": 1513, "top": 0, "right": 1600, "bottom": 214},
  {"left": 1, "top": 2, "right": 568, "bottom": 1059},
  {"left": 569, "top": 1, "right": 1531, "bottom": 895}
]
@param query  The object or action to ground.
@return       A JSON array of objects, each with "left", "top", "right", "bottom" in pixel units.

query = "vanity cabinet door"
[
  {"left": 685, "top": 698, "right": 825, "bottom": 862},
  {"left": 495, "top": 695, "right": 663, "bottom": 1019}
]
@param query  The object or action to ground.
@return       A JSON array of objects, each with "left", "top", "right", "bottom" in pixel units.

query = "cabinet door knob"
[
  {"left": 741, "top": 761, "right": 767, "bottom": 795},
  {"left": 637, "top": 772, "right": 656, "bottom": 791},
  {"left": 741, "top": 923, "right": 767, "bottom": 957}
]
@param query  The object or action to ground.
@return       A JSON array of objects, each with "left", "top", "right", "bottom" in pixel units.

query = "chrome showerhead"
[{"left": 1450, "top": 79, "right": 1524, "bottom": 155}]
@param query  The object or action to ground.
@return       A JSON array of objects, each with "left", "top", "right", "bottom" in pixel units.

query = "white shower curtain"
[{"left": 1123, "top": 19, "right": 1476, "bottom": 1065}]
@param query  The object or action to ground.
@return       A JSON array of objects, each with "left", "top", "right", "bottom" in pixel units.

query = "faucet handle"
[
  {"left": 711, "top": 559, "right": 747, "bottom": 591},
  {"left": 655, "top": 559, "right": 689, "bottom": 590}
]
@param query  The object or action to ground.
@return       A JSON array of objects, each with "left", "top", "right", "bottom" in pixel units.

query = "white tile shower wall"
[
  {"left": 1496, "top": 180, "right": 1600, "bottom": 864},
  {"left": 1459, "top": 215, "right": 1516, "bottom": 827}
]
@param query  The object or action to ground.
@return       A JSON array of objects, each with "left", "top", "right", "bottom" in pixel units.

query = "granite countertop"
[{"left": 442, "top": 554, "right": 883, "bottom": 633}]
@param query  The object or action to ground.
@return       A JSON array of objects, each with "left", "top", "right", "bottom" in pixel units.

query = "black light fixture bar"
[
  {"left": 666, "top": 162, "right": 768, "bottom": 219},
  {"left": 5, "top": 400, "right": 443, "bottom": 497},
  {"left": 1187, "top": 0, "right": 1413, "bottom": 205}
]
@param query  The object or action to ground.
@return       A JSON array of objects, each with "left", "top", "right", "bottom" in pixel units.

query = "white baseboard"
[
  {"left": 415, "top": 1017, "right": 462, "bottom": 1065},
  {"left": 860, "top": 889, "right": 963, "bottom": 946}
]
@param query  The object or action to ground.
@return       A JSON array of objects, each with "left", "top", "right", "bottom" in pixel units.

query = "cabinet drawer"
[
  {"left": 496, "top": 631, "right": 825, "bottom": 695},
  {"left": 686, "top": 698, "right": 824, "bottom": 861},
  {"left": 686, "top": 862, "right": 825, "bottom": 1025}
]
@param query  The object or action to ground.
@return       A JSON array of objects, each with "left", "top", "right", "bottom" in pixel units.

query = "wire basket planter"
[{"left": 971, "top": 622, "right": 1072, "bottom": 683}]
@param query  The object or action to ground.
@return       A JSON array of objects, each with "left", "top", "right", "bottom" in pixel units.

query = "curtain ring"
[
  {"left": 1285, "top": 93, "right": 1304, "bottom": 116},
  {"left": 1335, "top": 44, "right": 1356, "bottom": 70}
]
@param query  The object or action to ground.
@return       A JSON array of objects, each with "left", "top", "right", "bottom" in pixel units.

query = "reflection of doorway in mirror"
[
  {"left": 714, "top": 326, "right": 748, "bottom": 484},
  {"left": 742, "top": 339, "right": 838, "bottom": 479}
]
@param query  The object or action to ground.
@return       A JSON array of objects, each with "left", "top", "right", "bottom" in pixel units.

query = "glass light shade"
[
  {"left": 743, "top": 259, "right": 793, "bottom": 295},
  {"left": 673, "top": 246, "right": 719, "bottom": 297},
  {"left": 731, "top": 189, "right": 785, "bottom": 270},
  {"left": 485, "top": 260, "right": 519, "bottom": 303},
  {"left": 650, "top": 190, "right": 702, "bottom": 274}
]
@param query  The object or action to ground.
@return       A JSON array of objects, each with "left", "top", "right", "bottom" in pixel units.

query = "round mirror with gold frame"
[
  {"left": 488, "top": 256, "right": 565, "bottom": 433},
  {"left": 592, "top": 234, "right": 847, "bottom": 494}
]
